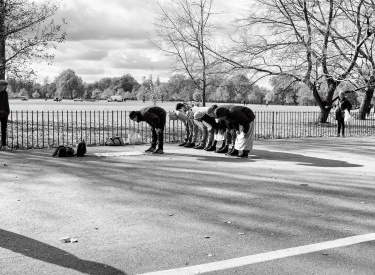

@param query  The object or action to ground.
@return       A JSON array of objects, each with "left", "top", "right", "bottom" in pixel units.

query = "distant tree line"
[{"left": 7, "top": 68, "right": 369, "bottom": 108}]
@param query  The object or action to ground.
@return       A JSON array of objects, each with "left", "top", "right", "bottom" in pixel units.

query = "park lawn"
[{"left": 9, "top": 99, "right": 321, "bottom": 112}]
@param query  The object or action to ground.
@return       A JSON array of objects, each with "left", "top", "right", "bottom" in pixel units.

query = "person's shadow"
[{"left": 0, "top": 229, "right": 128, "bottom": 275}]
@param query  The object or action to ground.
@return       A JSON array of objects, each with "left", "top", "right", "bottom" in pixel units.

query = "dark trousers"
[
  {"left": 184, "top": 121, "right": 190, "bottom": 142},
  {"left": 0, "top": 116, "right": 8, "bottom": 146},
  {"left": 151, "top": 111, "right": 166, "bottom": 150},
  {"left": 337, "top": 119, "right": 345, "bottom": 135}
]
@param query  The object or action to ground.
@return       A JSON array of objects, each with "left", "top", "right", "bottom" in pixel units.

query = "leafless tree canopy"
[
  {"left": 152, "top": 0, "right": 224, "bottom": 106},
  {"left": 215, "top": 0, "right": 375, "bottom": 120},
  {"left": 0, "top": 0, "right": 66, "bottom": 79}
]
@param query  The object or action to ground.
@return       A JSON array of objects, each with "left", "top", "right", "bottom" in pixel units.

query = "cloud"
[
  {"left": 75, "top": 68, "right": 105, "bottom": 75},
  {"left": 57, "top": 0, "right": 157, "bottom": 41},
  {"left": 32, "top": 0, "right": 254, "bottom": 85}
]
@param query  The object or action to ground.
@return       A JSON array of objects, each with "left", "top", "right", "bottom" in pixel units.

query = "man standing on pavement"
[
  {"left": 0, "top": 80, "right": 11, "bottom": 151},
  {"left": 129, "top": 106, "right": 166, "bottom": 154}
]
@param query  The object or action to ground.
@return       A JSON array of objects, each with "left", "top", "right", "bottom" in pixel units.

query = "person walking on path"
[
  {"left": 129, "top": 106, "right": 166, "bottom": 154},
  {"left": 332, "top": 91, "right": 352, "bottom": 137},
  {"left": 0, "top": 80, "right": 11, "bottom": 151}
]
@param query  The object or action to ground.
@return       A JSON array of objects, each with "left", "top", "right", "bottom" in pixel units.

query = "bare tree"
[
  {"left": 214, "top": 0, "right": 374, "bottom": 122},
  {"left": 152, "top": 0, "right": 222, "bottom": 106},
  {"left": 0, "top": 0, "right": 66, "bottom": 79}
]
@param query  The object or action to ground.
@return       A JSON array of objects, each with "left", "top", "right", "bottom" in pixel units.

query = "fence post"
[{"left": 272, "top": 111, "right": 275, "bottom": 139}]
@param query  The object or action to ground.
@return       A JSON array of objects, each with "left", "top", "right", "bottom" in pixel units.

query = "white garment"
[{"left": 234, "top": 121, "right": 255, "bottom": 151}]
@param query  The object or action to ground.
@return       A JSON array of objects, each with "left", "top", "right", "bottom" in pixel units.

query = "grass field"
[{"left": 10, "top": 99, "right": 321, "bottom": 112}]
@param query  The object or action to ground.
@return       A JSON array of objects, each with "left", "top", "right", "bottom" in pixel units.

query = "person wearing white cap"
[{"left": 0, "top": 80, "right": 11, "bottom": 151}]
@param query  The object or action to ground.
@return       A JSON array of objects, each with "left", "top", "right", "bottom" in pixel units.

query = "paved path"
[{"left": 1, "top": 137, "right": 374, "bottom": 275}]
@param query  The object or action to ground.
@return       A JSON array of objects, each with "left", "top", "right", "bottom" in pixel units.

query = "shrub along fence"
[{"left": 4, "top": 110, "right": 375, "bottom": 149}]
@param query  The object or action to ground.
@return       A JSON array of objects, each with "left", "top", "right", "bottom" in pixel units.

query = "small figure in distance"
[{"left": 0, "top": 80, "right": 11, "bottom": 151}]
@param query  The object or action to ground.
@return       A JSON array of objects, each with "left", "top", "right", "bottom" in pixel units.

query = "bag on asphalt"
[
  {"left": 76, "top": 140, "right": 87, "bottom": 157},
  {"left": 105, "top": 136, "right": 125, "bottom": 146},
  {"left": 52, "top": 145, "right": 75, "bottom": 157},
  {"left": 127, "top": 132, "right": 141, "bottom": 145}
]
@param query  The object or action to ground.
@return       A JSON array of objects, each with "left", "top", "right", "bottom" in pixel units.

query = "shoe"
[
  {"left": 341, "top": 134, "right": 345, "bottom": 138},
  {"left": 145, "top": 147, "right": 156, "bottom": 153},
  {"left": 152, "top": 149, "right": 164, "bottom": 154},
  {"left": 194, "top": 144, "right": 205, "bottom": 149},
  {"left": 215, "top": 142, "right": 226, "bottom": 152},
  {"left": 216, "top": 145, "right": 228, "bottom": 153},
  {"left": 205, "top": 145, "right": 216, "bottom": 151},
  {"left": 184, "top": 143, "right": 195, "bottom": 148},
  {"left": 1, "top": 145, "right": 11, "bottom": 151},
  {"left": 225, "top": 146, "right": 235, "bottom": 156},
  {"left": 179, "top": 141, "right": 187, "bottom": 146},
  {"left": 336, "top": 134, "right": 340, "bottom": 137},
  {"left": 238, "top": 150, "right": 249, "bottom": 158},
  {"left": 228, "top": 149, "right": 239, "bottom": 156}
]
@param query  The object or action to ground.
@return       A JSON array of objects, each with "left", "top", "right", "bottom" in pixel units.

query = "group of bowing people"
[
  {"left": 128, "top": 102, "right": 256, "bottom": 158},
  {"left": 171, "top": 102, "right": 256, "bottom": 158}
]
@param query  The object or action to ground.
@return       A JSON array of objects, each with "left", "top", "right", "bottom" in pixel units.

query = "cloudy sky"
[{"left": 33, "top": 0, "right": 250, "bottom": 84}]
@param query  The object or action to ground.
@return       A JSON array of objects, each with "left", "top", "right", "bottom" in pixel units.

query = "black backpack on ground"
[
  {"left": 52, "top": 146, "right": 75, "bottom": 157},
  {"left": 76, "top": 140, "right": 87, "bottom": 157}
]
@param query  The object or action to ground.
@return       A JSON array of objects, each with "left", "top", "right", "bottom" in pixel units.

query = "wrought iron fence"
[{"left": 3, "top": 110, "right": 375, "bottom": 149}]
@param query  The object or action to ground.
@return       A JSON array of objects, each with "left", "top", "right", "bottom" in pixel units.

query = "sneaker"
[
  {"left": 194, "top": 144, "right": 205, "bottom": 149},
  {"left": 216, "top": 145, "right": 228, "bottom": 153},
  {"left": 184, "top": 143, "right": 195, "bottom": 148},
  {"left": 205, "top": 146, "right": 216, "bottom": 151},
  {"left": 1, "top": 145, "right": 11, "bottom": 151},
  {"left": 152, "top": 149, "right": 164, "bottom": 154},
  {"left": 228, "top": 149, "right": 239, "bottom": 156},
  {"left": 145, "top": 147, "right": 156, "bottom": 153},
  {"left": 178, "top": 142, "right": 187, "bottom": 146}
]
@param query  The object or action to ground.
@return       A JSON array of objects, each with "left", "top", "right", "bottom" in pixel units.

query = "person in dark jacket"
[
  {"left": 214, "top": 106, "right": 256, "bottom": 158},
  {"left": 0, "top": 80, "right": 11, "bottom": 151},
  {"left": 129, "top": 106, "right": 166, "bottom": 154},
  {"left": 334, "top": 91, "right": 352, "bottom": 137}
]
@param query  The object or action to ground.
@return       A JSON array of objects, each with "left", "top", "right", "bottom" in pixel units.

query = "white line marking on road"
[{"left": 137, "top": 233, "right": 375, "bottom": 275}]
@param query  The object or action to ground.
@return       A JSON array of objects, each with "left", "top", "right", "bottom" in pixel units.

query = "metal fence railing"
[{"left": 3, "top": 110, "right": 375, "bottom": 149}]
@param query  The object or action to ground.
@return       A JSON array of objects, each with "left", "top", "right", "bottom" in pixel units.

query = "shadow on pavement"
[
  {"left": 0, "top": 229, "right": 127, "bottom": 275},
  {"left": 252, "top": 149, "right": 362, "bottom": 167},
  {"left": 165, "top": 149, "right": 362, "bottom": 168}
]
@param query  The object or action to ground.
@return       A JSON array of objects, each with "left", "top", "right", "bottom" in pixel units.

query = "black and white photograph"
[{"left": 1, "top": 0, "right": 375, "bottom": 274}]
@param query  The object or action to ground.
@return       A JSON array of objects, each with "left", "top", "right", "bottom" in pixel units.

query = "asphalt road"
[{"left": 1, "top": 137, "right": 374, "bottom": 275}]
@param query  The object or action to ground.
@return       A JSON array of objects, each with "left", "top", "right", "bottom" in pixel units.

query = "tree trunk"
[
  {"left": 0, "top": 0, "right": 6, "bottom": 80},
  {"left": 310, "top": 81, "right": 337, "bottom": 123},
  {"left": 358, "top": 85, "right": 374, "bottom": 120},
  {"left": 318, "top": 105, "right": 332, "bottom": 123}
]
